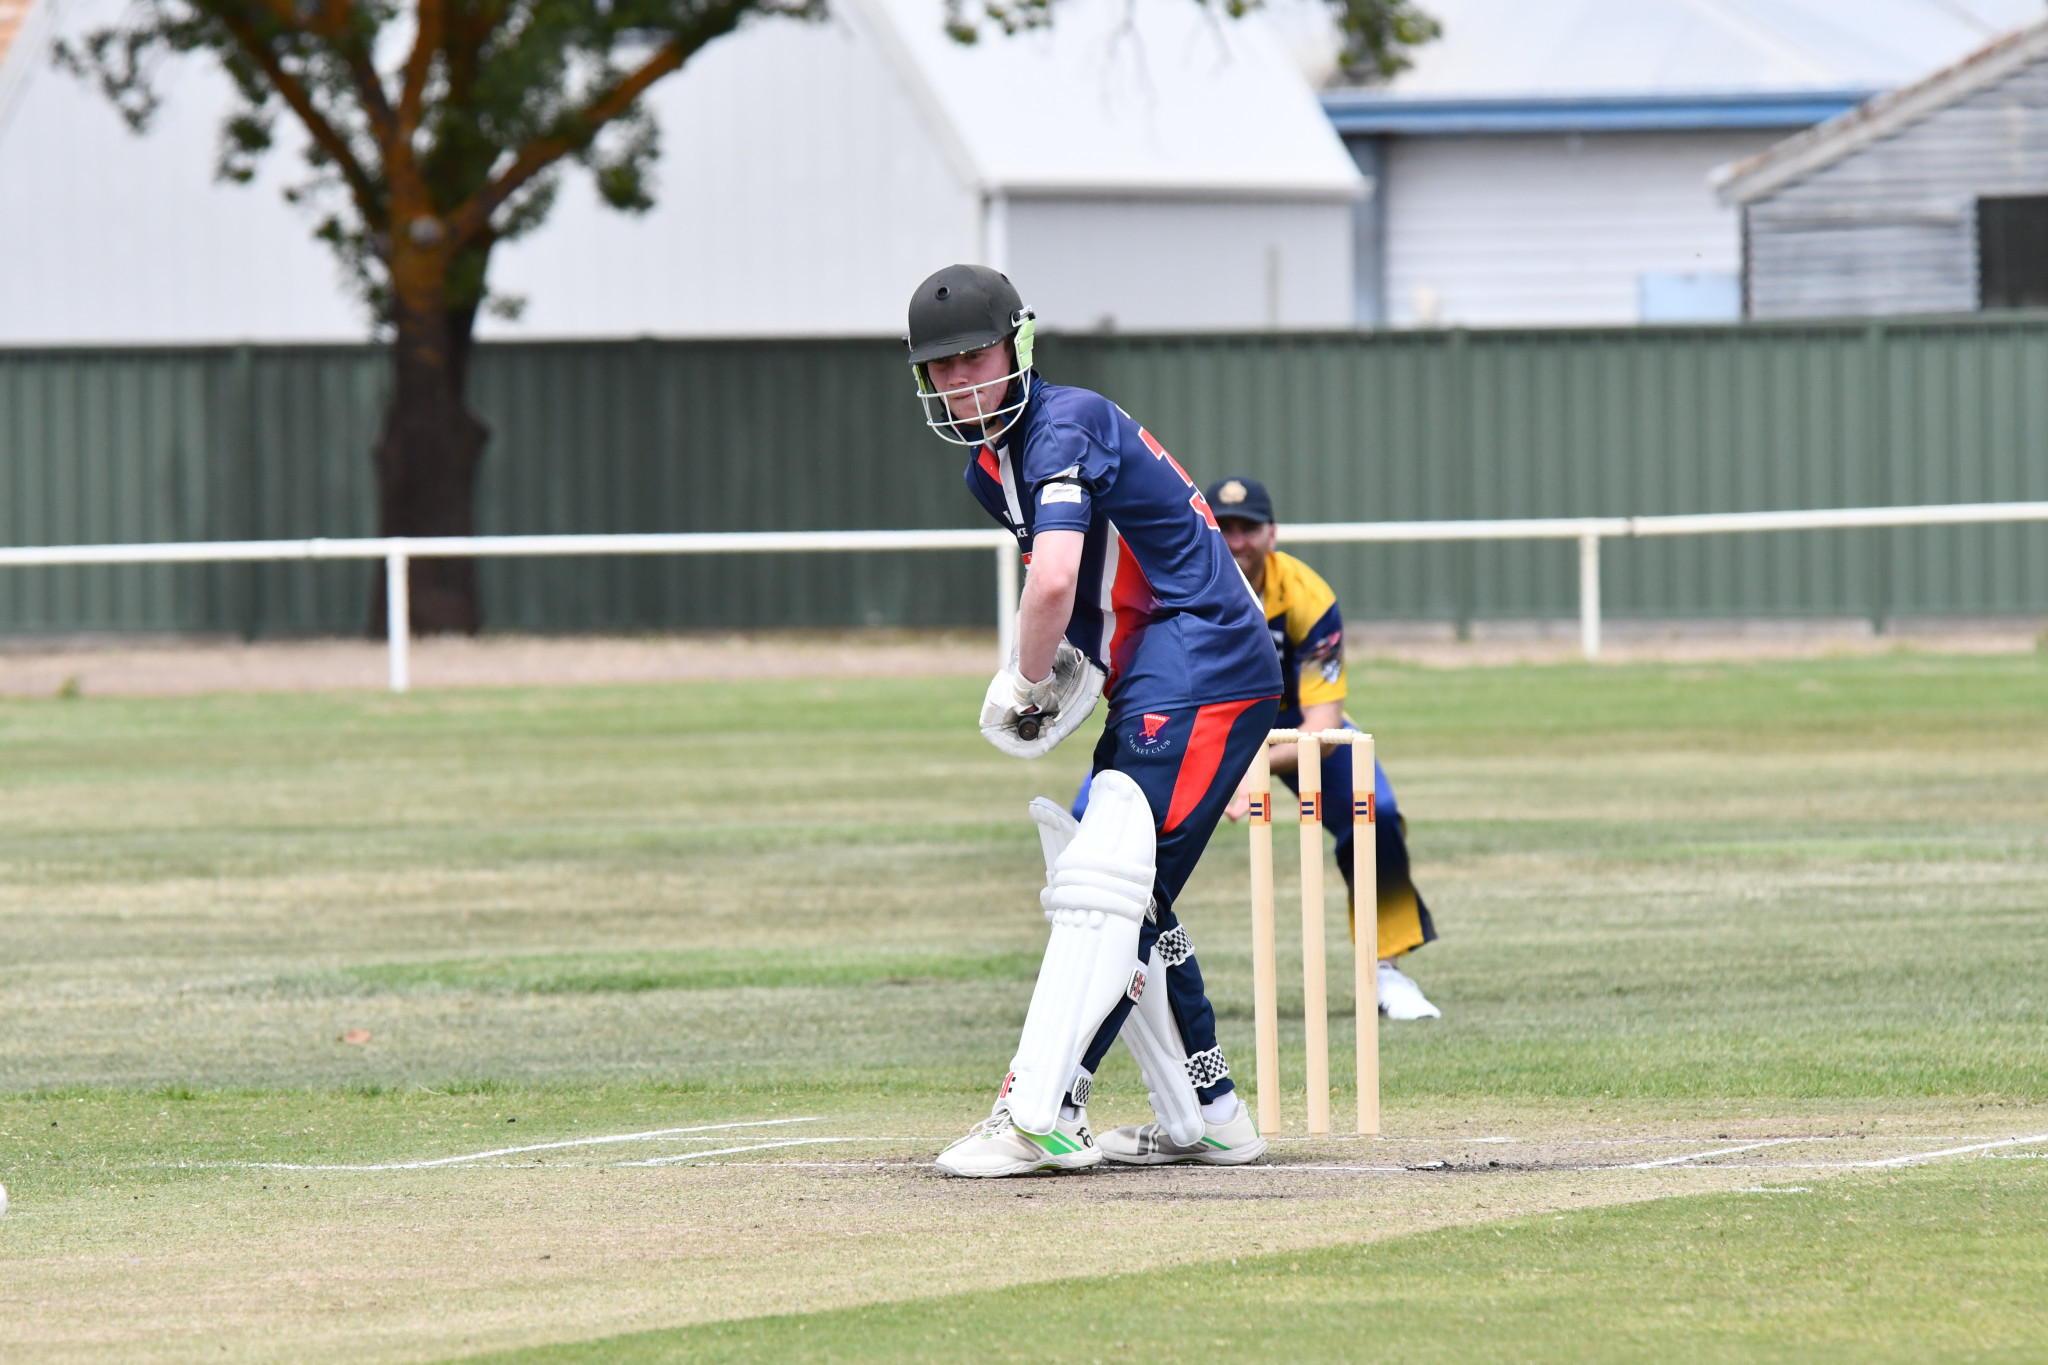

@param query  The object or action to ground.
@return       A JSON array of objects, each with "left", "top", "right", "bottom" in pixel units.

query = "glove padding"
[{"left": 980, "top": 640, "right": 1105, "bottom": 758}]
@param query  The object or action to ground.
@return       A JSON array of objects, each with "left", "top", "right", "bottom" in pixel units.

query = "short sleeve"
[
  {"left": 1284, "top": 560, "right": 1346, "bottom": 706},
  {"left": 1022, "top": 415, "right": 1118, "bottom": 535}
]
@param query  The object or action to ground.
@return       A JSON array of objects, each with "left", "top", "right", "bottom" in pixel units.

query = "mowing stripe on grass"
[{"left": 232, "top": 1116, "right": 822, "bottom": 1171}]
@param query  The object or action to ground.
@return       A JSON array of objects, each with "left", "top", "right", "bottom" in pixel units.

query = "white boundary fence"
[{"left": 2, "top": 500, "right": 2046, "bottom": 692}]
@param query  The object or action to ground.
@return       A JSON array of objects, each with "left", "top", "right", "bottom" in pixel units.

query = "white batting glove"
[{"left": 979, "top": 641, "right": 1105, "bottom": 758}]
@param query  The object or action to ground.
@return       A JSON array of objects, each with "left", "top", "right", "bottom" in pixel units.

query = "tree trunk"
[{"left": 369, "top": 295, "right": 490, "bottom": 635}]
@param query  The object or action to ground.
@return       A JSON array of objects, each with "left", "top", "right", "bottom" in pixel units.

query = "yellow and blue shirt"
[
  {"left": 1260, "top": 549, "right": 1345, "bottom": 728},
  {"left": 1258, "top": 547, "right": 1438, "bottom": 957}
]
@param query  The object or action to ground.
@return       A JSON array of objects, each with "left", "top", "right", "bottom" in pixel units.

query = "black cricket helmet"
[{"left": 906, "top": 264, "right": 1036, "bottom": 446}]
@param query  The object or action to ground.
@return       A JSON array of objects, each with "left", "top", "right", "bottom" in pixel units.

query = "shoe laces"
[{"left": 967, "top": 1107, "right": 1017, "bottom": 1140}]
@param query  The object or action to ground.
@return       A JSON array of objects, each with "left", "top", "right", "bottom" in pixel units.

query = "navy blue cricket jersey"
[{"left": 963, "top": 376, "right": 1280, "bottom": 717}]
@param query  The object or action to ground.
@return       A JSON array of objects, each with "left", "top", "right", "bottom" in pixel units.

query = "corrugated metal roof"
[
  {"left": 865, "top": 0, "right": 1364, "bottom": 198},
  {"left": 1714, "top": 16, "right": 2048, "bottom": 205},
  {"left": 1337, "top": 0, "right": 2038, "bottom": 100}
]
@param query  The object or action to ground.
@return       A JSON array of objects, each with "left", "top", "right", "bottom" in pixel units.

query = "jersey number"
[{"left": 1137, "top": 428, "right": 1219, "bottom": 531}]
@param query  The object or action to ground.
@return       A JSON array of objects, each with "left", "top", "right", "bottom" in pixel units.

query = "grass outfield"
[
  {"left": 0, "top": 652, "right": 2044, "bottom": 1361},
  {"left": 482, "top": 1162, "right": 2048, "bottom": 1364}
]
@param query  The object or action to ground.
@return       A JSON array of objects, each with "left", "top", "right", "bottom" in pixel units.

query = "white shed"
[
  {"left": 1318, "top": 0, "right": 2039, "bottom": 328},
  {"left": 0, "top": 0, "right": 1360, "bottom": 343},
  {"left": 1716, "top": 18, "right": 2048, "bottom": 319}
]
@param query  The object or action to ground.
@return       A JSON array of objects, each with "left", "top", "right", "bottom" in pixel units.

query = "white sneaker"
[
  {"left": 1099, "top": 1098, "right": 1268, "bottom": 1166},
  {"left": 1378, "top": 960, "right": 1442, "bottom": 1020},
  {"left": 934, "top": 1104, "right": 1103, "bottom": 1178}
]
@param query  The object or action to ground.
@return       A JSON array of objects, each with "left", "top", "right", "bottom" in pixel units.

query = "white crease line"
[
  {"left": 1735, "top": 1187, "right": 1812, "bottom": 1193},
  {"left": 1632, "top": 1134, "right": 2048, "bottom": 1172},
  {"left": 1851, "top": 1132, "right": 2048, "bottom": 1168},
  {"left": 1627, "top": 1161, "right": 1896, "bottom": 1172},
  {"left": 233, "top": 1116, "right": 822, "bottom": 1171},
  {"left": 617, "top": 1137, "right": 874, "bottom": 1166},
  {"left": 1267, "top": 1134, "right": 1943, "bottom": 1148},
  {"left": 1623, "top": 1138, "right": 1812, "bottom": 1169}
]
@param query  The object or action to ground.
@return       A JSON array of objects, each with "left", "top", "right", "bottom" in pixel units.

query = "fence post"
[
  {"left": 386, "top": 550, "right": 410, "bottom": 693},
  {"left": 995, "top": 543, "right": 1019, "bottom": 666},
  {"left": 1578, "top": 532, "right": 1602, "bottom": 660},
  {"left": 1449, "top": 327, "right": 1474, "bottom": 641},
  {"left": 1865, "top": 322, "right": 1892, "bottom": 634}
]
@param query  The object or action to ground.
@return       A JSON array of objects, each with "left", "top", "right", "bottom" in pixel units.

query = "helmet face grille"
[
  {"left": 906, "top": 264, "right": 1035, "bottom": 445},
  {"left": 912, "top": 361, "right": 1033, "bottom": 447}
]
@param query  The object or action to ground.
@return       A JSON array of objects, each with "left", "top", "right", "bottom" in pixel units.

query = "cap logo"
[{"left": 1218, "top": 480, "right": 1248, "bottom": 505}]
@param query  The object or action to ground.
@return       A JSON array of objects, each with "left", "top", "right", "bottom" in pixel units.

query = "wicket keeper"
[
  {"left": 905, "top": 264, "right": 1282, "bottom": 1177},
  {"left": 1208, "top": 475, "right": 1442, "bottom": 1020}
]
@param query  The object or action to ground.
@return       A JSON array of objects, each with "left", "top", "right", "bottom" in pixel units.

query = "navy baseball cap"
[{"left": 1205, "top": 475, "right": 1275, "bottom": 525}]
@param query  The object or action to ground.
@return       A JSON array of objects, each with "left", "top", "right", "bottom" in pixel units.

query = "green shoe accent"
[
  {"left": 1025, "top": 1130, "right": 1077, "bottom": 1156},
  {"left": 1200, "top": 1136, "right": 1230, "bottom": 1150}
]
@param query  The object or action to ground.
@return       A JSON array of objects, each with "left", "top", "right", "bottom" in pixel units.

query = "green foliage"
[
  {"left": 1327, "top": 0, "right": 1439, "bottom": 79},
  {"left": 943, "top": 0, "right": 1440, "bottom": 81}
]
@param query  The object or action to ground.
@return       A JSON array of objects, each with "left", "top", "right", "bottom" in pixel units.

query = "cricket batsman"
[{"left": 905, "top": 264, "right": 1282, "bottom": 1177}]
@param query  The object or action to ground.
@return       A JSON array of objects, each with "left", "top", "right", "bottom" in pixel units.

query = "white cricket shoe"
[
  {"left": 1378, "top": 960, "right": 1442, "bottom": 1020},
  {"left": 1099, "top": 1096, "right": 1268, "bottom": 1166},
  {"left": 934, "top": 1104, "right": 1102, "bottom": 1178}
]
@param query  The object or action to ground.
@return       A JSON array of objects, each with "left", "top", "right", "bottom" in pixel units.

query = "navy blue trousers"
[{"left": 1066, "top": 694, "right": 1280, "bottom": 1102}]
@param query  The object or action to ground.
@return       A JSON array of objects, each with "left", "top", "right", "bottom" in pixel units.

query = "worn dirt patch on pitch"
[
  {"left": 0, "top": 1151, "right": 1775, "bottom": 1364},
  {"left": 7, "top": 1107, "right": 2044, "bottom": 1364}
]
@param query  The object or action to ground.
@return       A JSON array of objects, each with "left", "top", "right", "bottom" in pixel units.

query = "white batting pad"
[
  {"left": 1004, "top": 770, "right": 1157, "bottom": 1136},
  {"left": 1028, "top": 797, "right": 1080, "bottom": 880},
  {"left": 1121, "top": 942, "right": 1205, "bottom": 1146}
]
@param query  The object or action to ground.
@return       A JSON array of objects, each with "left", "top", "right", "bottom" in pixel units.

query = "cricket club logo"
[{"left": 1128, "top": 711, "right": 1175, "bottom": 754}]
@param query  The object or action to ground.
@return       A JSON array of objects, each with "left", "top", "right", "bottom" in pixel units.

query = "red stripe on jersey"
[
  {"left": 976, "top": 447, "right": 1000, "bottom": 482},
  {"left": 1163, "top": 697, "right": 1264, "bottom": 832},
  {"left": 1106, "top": 534, "right": 1156, "bottom": 698}
]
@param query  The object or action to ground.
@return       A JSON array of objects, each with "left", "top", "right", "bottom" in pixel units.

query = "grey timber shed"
[{"left": 1716, "top": 19, "right": 2048, "bottom": 319}]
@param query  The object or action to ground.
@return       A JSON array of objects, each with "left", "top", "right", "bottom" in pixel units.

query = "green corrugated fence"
[{"left": 2, "top": 316, "right": 2045, "bottom": 635}]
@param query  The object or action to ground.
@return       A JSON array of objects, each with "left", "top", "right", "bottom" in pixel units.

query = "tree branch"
[
  {"left": 443, "top": 37, "right": 687, "bottom": 244},
  {"left": 319, "top": 0, "right": 396, "bottom": 143},
  {"left": 396, "top": 0, "right": 443, "bottom": 147},
  {"left": 211, "top": 5, "right": 380, "bottom": 213},
  {"left": 346, "top": 43, "right": 397, "bottom": 144},
  {"left": 241, "top": 0, "right": 347, "bottom": 38}
]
